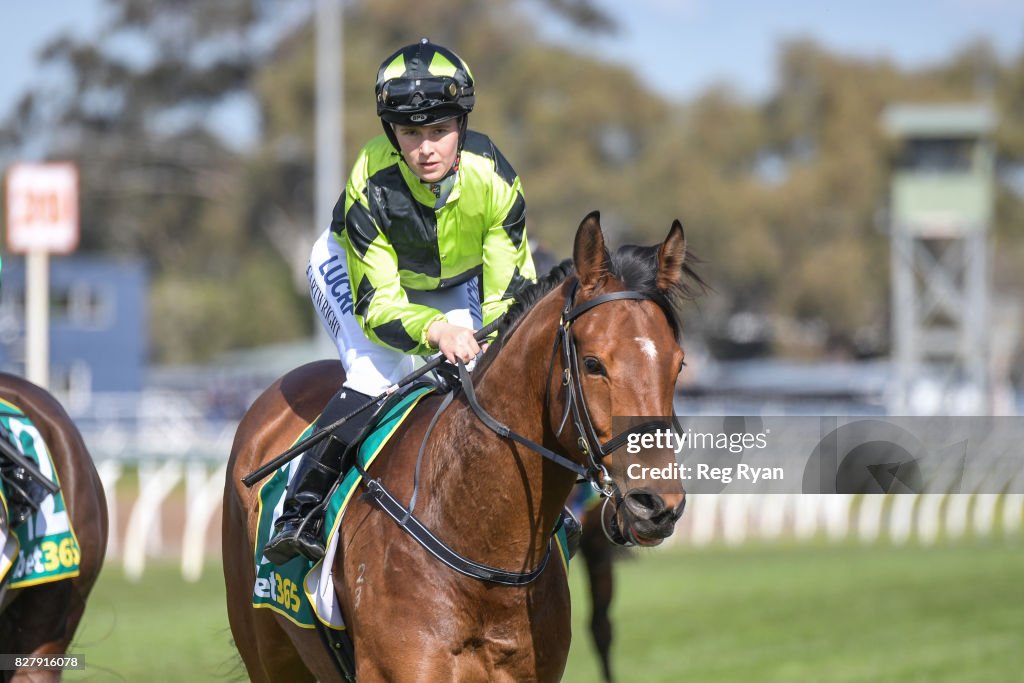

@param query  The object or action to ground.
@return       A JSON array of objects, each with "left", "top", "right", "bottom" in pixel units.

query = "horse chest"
[
  {"left": 452, "top": 586, "right": 571, "bottom": 679},
  {"left": 345, "top": 560, "right": 569, "bottom": 679}
]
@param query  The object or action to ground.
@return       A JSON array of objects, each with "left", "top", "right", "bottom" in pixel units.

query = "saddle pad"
[
  {"left": 0, "top": 399, "right": 82, "bottom": 589},
  {"left": 252, "top": 385, "right": 436, "bottom": 628}
]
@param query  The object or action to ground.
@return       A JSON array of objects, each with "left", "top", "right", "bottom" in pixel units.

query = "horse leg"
[
  {"left": 224, "top": 564, "right": 314, "bottom": 682},
  {"left": 1, "top": 577, "right": 97, "bottom": 682},
  {"left": 1, "top": 581, "right": 75, "bottom": 683},
  {"left": 222, "top": 484, "right": 316, "bottom": 683},
  {"left": 581, "top": 512, "right": 615, "bottom": 683},
  {"left": 225, "top": 569, "right": 334, "bottom": 683},
  {"left": 227, "top": 578, "right": 325, "bottom": 683}
]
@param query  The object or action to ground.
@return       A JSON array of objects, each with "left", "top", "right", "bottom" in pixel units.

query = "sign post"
[{"left": 5, "top": 162, "right": 80, "bottom": 389}]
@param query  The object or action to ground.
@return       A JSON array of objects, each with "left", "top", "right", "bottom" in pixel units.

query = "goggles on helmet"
[{"left": 379, "top": 77, "right": 473, "bottom": 110}]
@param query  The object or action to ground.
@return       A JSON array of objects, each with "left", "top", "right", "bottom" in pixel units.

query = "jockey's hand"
[{"left": 427, "top": 321, "right": 481, "bottom": 365}]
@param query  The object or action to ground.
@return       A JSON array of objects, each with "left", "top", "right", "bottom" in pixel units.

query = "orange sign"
[{"left": 5, "top": 162, "right": 80, "bottom": 254}]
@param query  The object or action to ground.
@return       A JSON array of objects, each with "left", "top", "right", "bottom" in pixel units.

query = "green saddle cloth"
[
  {"left": 252, "top": 384, "right": 437, "bottom": 626},
  {"left": 0, "top": 398, "right": 82, "bottom": 589}
]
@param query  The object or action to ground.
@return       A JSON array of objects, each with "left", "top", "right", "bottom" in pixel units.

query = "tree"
[
  {"left": 3, "top": 3, "right": 1021, "bottom": 367},
  {"left": 0, "top": 0, "right": 624, "bottom": 363}
]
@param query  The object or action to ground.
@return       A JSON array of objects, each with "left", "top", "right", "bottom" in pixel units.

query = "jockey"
[{"left": 264, "top": 39, "right": 575, "bottom": 565}]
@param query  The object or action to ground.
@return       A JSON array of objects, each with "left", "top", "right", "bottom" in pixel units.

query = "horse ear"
[
  {"left": 656, "top": 219, "right": 688, "bottom": 290},
  {"left": 574, "top": 211, "right": 612, "bottom": 290}
]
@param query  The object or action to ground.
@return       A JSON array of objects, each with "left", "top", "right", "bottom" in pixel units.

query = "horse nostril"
[{"left": 623, "top": 490, "right": 665, "bottom": 520}]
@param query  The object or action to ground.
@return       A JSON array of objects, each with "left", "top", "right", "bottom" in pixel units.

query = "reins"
[
  {"left": 242, "top": 276, "right": 677, "bottom": 585},
  {"left": 241, "top": 318, "right": 503, "bottom": 488},
  {"left": 357, "top": 279, "right": 673, "bottom": 584}
]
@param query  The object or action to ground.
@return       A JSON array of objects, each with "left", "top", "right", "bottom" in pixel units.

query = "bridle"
[
  {"left": 363, "top": 277, "right": 675, "bottom": 584},
  {"left": 550, "top": 280, "right": 671, "bottom": 496},
  {"left": 457, "top": 279, "right": 672, "bottom": 493}
]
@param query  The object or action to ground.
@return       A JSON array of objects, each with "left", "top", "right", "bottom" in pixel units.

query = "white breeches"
[{"left": 307, "top": 228, "right": 482, "bottom": 396}]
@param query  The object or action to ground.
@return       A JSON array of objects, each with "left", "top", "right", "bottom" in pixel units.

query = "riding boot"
[
  {"left": 263, "top": 388, "right": 376, "bottom": 565},
  {"left": 262, "top": 437, "right": 342, "bottom": 565},
  {"left": 561, "top": 506, "right": 582, "bottom": 560}
]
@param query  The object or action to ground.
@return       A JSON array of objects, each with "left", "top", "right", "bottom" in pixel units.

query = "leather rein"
[{"left": 361, "top": 279, "right": 671, "bottom": 584}]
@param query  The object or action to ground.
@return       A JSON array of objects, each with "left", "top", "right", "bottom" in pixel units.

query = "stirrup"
[{"left": 264, "top": 514, "right": 325, "bottom": 564}]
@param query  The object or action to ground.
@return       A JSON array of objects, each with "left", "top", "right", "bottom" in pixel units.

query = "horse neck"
[{"left": 419, "top": 290, "right": 576, "bottom": 570}]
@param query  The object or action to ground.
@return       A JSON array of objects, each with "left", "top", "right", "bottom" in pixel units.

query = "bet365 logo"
[{"left": 254, "top": 570, "right": 302, "bottom": 613}]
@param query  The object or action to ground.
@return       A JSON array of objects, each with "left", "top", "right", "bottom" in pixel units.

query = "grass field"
[{"left": 63, "top": 540, "right": 1023, "bottom": 682}]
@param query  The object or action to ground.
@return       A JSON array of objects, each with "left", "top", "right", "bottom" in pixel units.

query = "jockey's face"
[{"left": 393, "top": 119, "right": 460, "bottom": 183}]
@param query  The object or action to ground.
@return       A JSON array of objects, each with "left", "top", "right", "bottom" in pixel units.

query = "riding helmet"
[{"left": 375, "top": 38, "right": 475, "bottom": 150}]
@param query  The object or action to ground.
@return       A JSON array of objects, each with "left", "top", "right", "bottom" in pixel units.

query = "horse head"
[{"left": 551, "top": 211, "right": 703, "bottom": 547}]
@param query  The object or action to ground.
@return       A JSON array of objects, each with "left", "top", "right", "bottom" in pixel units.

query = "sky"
[
  {"left": 1, "top": 0, "right": 1023, "bottom": 122},
  {"left": 553, "top": 0, "right": 1024, "bottom": 100},
  {"left": 1, "top": 2, "right": 107, "bottom": 115}
]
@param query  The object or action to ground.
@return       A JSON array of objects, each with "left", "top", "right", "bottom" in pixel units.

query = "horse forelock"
[
  {"left": 480, "top": 243, "right": 704, "bottom": 370},
  {"left": 609, "top": 243, "right": 706, "bottom": 343}
]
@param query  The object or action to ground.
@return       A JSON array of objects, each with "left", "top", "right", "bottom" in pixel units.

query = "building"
[{"left": 0, "top": 255, "right": 147, "bottom": 398}]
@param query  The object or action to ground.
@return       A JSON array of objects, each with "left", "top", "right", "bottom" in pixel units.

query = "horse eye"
[{"left": 583, "top": 356, "right": 606, "bottom": 376}]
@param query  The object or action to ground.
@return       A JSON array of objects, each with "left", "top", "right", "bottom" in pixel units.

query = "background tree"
[{"left": 1, "top": 0, "right": 1021, "bottom": 368}]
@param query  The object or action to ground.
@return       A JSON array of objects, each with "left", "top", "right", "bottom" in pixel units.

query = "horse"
[
  {"left": 223, "top": 211, "right": 703, "bottom": 682},
  {"left": 0, "top": 373, "right": 108, "bottom": 683}
]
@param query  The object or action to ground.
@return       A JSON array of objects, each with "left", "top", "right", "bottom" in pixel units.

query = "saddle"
[
  {"left": 333, "top": 379, "right": 440, "bottom": 482},
  {"left": 253, "top": 381, "right": 442, "bottom": 624}
]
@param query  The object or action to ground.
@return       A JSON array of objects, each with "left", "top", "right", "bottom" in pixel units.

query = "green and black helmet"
[{"left": 375, "top": 38, "right": 475, "bottom": 149}]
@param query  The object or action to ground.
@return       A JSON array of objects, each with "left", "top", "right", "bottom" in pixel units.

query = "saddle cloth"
[
  {"left": 0, "top": 398, "right": 82, "bottom": 590},
  {"left": 252, "top": 384, "right": 436, "bottom": 629}
]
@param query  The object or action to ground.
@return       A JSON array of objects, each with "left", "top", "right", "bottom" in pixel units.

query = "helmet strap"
[
  {"left": 457, "top": 115, "right": 469, "bottom": 152},
  {"left": 382, "top": 119, "right": 401, "bottom": 151}
]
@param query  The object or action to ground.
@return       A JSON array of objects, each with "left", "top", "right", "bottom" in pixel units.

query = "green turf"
[
  {"left": 64, "top": 562, "right": 241, "bottom": 683},
  {"left": 564, "top": 540, "right": 1024, "bottom": 683},
  {"left": 62, "top": 540, "right": 1023, "bottom": 682}
]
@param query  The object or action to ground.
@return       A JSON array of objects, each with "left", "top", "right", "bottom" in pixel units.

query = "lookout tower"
[{"left": 883, "top": 102, "right": 995, "bottom": 414}]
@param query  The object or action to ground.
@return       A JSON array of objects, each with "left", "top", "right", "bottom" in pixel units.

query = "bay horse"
[
  {"left": 223, "top": 212, "right": 702, "bottom": 682},
  {"left": 0, "top": 373, "right": 108, "bottom": 683}
]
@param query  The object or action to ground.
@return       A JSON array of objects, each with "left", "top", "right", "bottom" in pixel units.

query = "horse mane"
[
  {"left": 496, "top": 258, "right": 575, "bottom": 339},
  {"left": 482, "top": 244, "right": 707, "bottom": 367}
]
